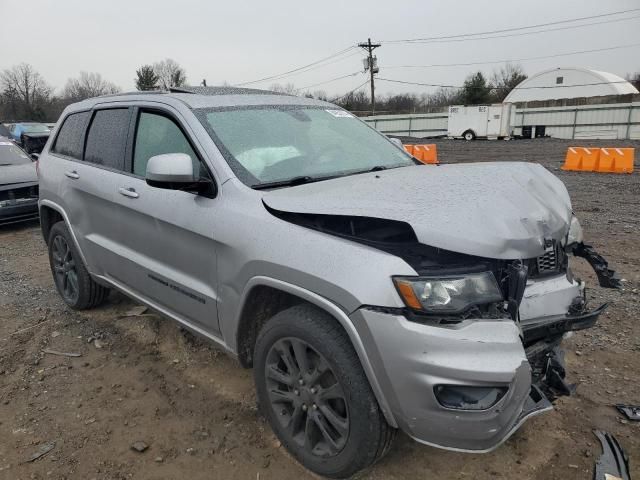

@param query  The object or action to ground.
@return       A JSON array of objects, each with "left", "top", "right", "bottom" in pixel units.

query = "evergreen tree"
[{"left": 135, "top": 65, "right": 159, "bottom": 91}]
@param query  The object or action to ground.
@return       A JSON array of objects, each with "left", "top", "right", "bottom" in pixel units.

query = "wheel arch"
[
  {"left": 39, "top": 200, "right": 89, "bottom": 267},
  {"left": 234, "top": 276, "right": 397, "bottom": 427},
  {"left": 462, "top": 129, "right": 476, "bottom": 140}
]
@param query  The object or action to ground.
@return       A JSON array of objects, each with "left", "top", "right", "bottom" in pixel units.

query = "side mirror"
[
  {"left": 30, "top": 153, "right": 40, "bottom": 162},
  {"left": 145, "top": 153, "right": 196, "bottom": 189}
]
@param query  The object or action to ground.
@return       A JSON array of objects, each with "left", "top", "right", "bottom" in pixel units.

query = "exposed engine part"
[
  {"left": 573, "top": 243, "right": 622, "bottom": 289},
  {"left": 526, "top": 341, "right": 574, "bottom": 402},
  {"left": 506, "top": 260, "right": 528, "bottom": 320},
  {"left": 593, "top": 430, "right": 631, "bottom": 480},
  {"left": 615, "top": 404, "right": 640, "bottom": 422}
]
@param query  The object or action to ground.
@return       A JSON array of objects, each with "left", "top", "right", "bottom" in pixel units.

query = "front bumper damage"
[{"left": 353, "top": 243, "right": 618, "bottom": 452}]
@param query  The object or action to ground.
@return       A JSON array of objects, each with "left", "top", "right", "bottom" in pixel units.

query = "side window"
[
  {"left": 51, "top": 111, "right": 90, "bottom": 159},
  {"left": 84, "top": 109, "right": 130, "bottom": 170},
  {"left": 133, "top": 111, "right": 201, "bottom": 177}
]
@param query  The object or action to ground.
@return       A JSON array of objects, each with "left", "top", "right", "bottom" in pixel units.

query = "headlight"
[
  {"left": 393, "top": 271, "right": 503, "bottom": 313},
  {"left": 567, "top": 215, "right": 583, "bottom": 245}
]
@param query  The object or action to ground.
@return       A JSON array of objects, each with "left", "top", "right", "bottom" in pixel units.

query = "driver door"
[{"left": 111, "top": 107, "right": 221, "bottom": 335}]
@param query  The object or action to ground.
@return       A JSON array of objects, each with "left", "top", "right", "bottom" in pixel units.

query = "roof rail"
[{"left": 168, "top": 86, "right": 290, "bottom": 96}]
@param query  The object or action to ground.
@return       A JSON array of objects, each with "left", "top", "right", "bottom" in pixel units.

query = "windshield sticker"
[{"left": 325, "top": 110, "right": 354, "bottom": 118}]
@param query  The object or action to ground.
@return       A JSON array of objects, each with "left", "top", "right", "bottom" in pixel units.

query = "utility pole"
[{"left": 358, "top": 38, "right": 380, "bottom": 115}]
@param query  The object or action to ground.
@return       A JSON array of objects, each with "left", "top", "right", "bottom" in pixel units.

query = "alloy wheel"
[
  {"left": 265, "top": 337, "right": 350, "bottom": 458},
  {"left": 51, "top": 235, "right": 79, "bottom": 303}
]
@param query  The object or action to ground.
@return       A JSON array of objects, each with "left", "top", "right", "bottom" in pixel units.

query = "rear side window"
[
  {"left": 84, "top": 109, "right": 130, "bottom": 170},
  {"left": 52, "top": 111, "right": 90, "bottom": 159},
  {"left": 133, "top": 111, "right": 199, "bottom": 177}
]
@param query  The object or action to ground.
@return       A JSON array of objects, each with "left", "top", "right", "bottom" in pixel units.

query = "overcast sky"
[{"left": 1, "top": 0, "right": 639, "bottom": 97}]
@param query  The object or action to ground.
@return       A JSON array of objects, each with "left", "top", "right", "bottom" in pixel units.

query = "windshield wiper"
[
  {"left": 252, "top": 175, "right": 321, "bottom": 190},
  {"left": 368, "top": 165, "right": 387, "bottom": 172}
]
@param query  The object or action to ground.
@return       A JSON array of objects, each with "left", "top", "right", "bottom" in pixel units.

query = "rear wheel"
[
  {"left": 463, "top": 130, "right": 476, "bottom": 141},
  {"left": 47, "top": 221, "right": 109, "bottom": 309},
  {"left": 254, "top": 304, "right": 395, "bottom": 478}
]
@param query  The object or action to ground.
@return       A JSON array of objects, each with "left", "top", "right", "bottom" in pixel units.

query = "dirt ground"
[{"left": 1, "top": 137, "right": 639, "bottom": 480}]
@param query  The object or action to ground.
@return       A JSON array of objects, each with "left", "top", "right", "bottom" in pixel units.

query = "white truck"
[{"left": 448, "top": 103, "right": 515, "bottom": 140}]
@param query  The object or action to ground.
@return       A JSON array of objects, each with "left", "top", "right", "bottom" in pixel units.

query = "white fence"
[{"left": 362, "top": 102, "right": 640, "bottom": 140}]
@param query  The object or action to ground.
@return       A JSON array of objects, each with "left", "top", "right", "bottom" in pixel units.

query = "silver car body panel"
[
  {"left": 262, "top": 162, "right": 573, "bottom": 260},
  {"left": 0, "top": 162, "right": 38, "bottom": 185},
  {"left": 37, "top": 91, "right": 601, "bottom": 454}
]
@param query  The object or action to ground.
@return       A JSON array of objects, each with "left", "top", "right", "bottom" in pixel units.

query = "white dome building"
[{"left": 504, "top": 67, "right": 638, "bottom": 103}]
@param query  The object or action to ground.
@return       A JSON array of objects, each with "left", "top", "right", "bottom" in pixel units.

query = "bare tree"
[
  {"left": 312, "top": 90, "right": 328, "bottom": 101},
  {"left": 268, "top": 83, "right": 299, "bottom": 95},
  {"left": 153, "top": 59, "right": 187, "bottom": 89},
  {"left": 0, "top": 63, "right": 52, "bottom": 120},
  {"left": 425, "top": 87, "right": 462, "bottom": 108},
  {"left": 491, "top": 63, "right": 527, "bottom": 102},
  {"left": 63, "top": 72, "right": 120, "bottom": 101},
  {"left": 625, "top": 71, "right": 640, "bottom": 91}
]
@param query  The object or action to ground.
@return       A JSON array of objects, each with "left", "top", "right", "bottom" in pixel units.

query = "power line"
[
  {"left": 383, "top": 8, "right": 640, "bottom": 43},
  {"left": 254, "top": 50, "right": 363, "bottom": 85},
  {"left": 331, "top": 79, "right": 369, "bottom": 103},
  {"left": 397, "top": 14, "right": 640, "bottom": 44},
  {"left": 377, "top": 77, "right": 636, "bottom": 91},
  {"left": 299, "top": 71, "right": 362, "bottom": 90},
  {"left": 236, "top": 46, "right": 357, "bottom": 86},
  {"left": 384, "top": 42, "right": 640, "bottom": 69}
]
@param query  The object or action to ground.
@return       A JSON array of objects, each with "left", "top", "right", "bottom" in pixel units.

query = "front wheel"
[
  {"left": 254, "top": 305, "right": 395, "bottom": 478},
  {"left": 463, "top": 130, "right": 476, "bottom": 141}
]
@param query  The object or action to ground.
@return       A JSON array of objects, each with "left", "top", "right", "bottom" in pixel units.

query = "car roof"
[{"left": 68, "top": 86, "right": 336, "bottom": 111}]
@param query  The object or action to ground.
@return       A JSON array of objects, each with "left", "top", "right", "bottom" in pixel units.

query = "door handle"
[
  {"left": 118, "top": 187, "right": 139, "bottom": 199},
  {"left": 65, "top": 170, "right": 80, "bottom": 179}
]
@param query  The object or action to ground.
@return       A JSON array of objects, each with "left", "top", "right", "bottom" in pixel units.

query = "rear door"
[
  {"left": 109, "top": 106, "right": 220, "bottom": 334},
  {"left": 52, "top": 108, "right": 131, "bottom": 277},
  {"left": 487, "top": 105, "right": 503, "bottom": 138}
]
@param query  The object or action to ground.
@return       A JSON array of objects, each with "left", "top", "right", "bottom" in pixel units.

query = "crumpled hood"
[
  {"left": 262, "top": 162, "right": 573, "bottom": 260},
  {"left": 0, "top": 163, "right": 37, "bottom": 186}
]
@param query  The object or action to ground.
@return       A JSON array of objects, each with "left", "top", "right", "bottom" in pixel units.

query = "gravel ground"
[{"left": 0, "top": 137, "right": 639, "bottom": 479}]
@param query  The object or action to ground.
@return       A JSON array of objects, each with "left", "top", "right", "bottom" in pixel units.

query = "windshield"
[
  {"left": 195, "top": 106, "right": 413, "bottom": 186},
  {"left": 0, "top": 143, "right": 31, "bottom": 166},
  {"left": 23, "top": 124, "right": 50, "bottom": 134}
]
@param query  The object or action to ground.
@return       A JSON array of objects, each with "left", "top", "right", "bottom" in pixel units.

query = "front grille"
[
  {"left": 537, "top": 246, "right": 558, "bottom": 274},
  {"left": 0, "top": 185, "right": 39, "bottom": 205}
]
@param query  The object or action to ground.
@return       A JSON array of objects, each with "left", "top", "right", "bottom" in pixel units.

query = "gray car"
[
  {"left": 37, "top": 87, "right": 619, "bottom": 478},
  {"left": 0, "top": 137, "right": 39, "bottom": 225}
]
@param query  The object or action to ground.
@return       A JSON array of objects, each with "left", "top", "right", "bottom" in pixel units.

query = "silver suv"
[{"left": 37, "top": 87, "right": 619, "bottom": 478}]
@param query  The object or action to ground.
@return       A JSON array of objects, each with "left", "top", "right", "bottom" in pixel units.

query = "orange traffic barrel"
[{"left": 597, "top": 148, "right": 634, "bottom": 174}]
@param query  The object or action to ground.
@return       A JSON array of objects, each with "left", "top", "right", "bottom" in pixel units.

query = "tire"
[
  {"left": 254, "top": 304, "right": 395, "bottom": 478},
  {"left": 463, "top": 130, "right": 476, "bottom": 141},
  {"left": 47, "top": 221, "right": 109, "bottom": 309}
]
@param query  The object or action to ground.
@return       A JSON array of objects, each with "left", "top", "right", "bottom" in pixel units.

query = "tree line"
[
  {"left": 1, "top": 60, "right": 638, "bottom": 122},
  {"left": 0, "top": 59, "right": 187, "bottom": 122},
  {"left": 319, "top": 64, "right": 528, "bottom": 113}
]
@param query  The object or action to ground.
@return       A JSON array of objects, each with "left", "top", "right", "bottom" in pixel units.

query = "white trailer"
[{"left": 447, "top": 104, "right": 515, "bottom": 140}]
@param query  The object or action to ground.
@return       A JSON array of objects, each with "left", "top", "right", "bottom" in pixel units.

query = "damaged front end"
[
  {"left": 267, "top": 205, "right": 620, "bottom": 450},
  {"left": 521, "top": 237, "right": 620, "bottom": 403}
]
